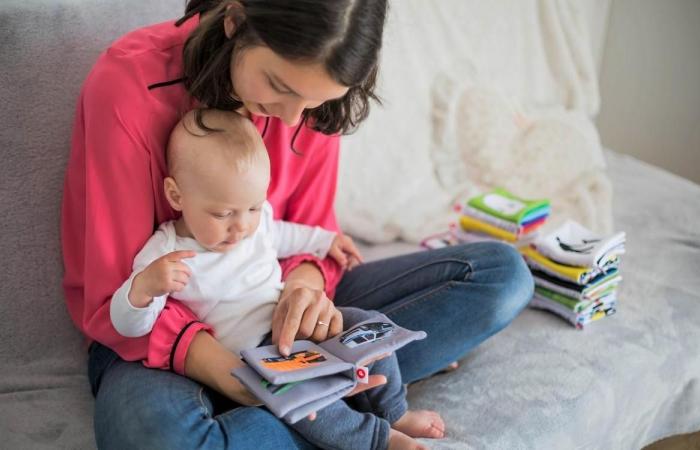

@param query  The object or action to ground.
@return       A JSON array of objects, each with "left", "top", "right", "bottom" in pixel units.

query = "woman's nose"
[{"left": 279, "top": 98, "right": 307, "bottom": 127}]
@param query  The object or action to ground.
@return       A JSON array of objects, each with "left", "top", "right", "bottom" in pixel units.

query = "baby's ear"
[{"left": 164, "top": 177, "right": 183, "bottom": 211}]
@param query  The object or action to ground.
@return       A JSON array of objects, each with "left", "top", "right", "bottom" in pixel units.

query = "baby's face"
[{"left": 178, "top": 158, "right": 270, "bottom": 253}]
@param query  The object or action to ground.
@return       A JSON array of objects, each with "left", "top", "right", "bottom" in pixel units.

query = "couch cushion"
[{"left": 0, "top": 1, "right": 184, "bottom": 447}]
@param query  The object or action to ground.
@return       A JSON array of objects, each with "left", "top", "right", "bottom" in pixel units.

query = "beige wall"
[{"left": 597, "top": 0, "right": 700, "bottom": 184}]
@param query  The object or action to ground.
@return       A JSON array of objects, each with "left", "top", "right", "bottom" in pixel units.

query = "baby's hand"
[
  {"left": 328, "top": 234, "right": 364, "bottom": 271},
  {"left": 129, "top": 250, "right": 196, "bottom": 307}
]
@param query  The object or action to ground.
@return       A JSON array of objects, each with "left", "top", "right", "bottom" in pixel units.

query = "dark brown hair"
[{"left": 177, "top": 0, "right": 387, "bottom": 136}]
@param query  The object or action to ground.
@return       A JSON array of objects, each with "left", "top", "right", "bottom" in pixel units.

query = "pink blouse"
[{"left": 61, "top": 16, "right": 343, "bottom": 375}]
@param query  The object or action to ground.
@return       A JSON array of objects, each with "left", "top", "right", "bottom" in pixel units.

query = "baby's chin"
[{"left": 209, "top": 241, "right": 240, "bottom": 253}]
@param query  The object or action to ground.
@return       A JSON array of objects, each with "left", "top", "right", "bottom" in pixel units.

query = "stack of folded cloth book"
[
  {"left": 521, "top": 220, "right": 626, "bottom": 329},
  {"left": 456, "top": 188, "right": 551, "bottom": 244}
]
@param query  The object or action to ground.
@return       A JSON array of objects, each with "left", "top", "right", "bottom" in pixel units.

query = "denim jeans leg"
[
  {"left": 88, "top": 343, "right": 316, "bottom": 450},
  {"left": 289, "top": 398, "right": 390, "bottom": 450},
  {"left": 334, "top": 242, "right": 534, "bottom": 384}
]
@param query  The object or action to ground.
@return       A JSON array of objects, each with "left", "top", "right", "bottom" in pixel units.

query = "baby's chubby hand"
[
  {"left": 327, "top": 234, "right": 364, "bottom": 271},
  {"left": 128, "top": 250, "right": 196, "bottom": 308}
]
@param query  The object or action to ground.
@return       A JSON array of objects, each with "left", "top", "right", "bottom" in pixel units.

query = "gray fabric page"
[
  {"left": 319, "top": 313, "right": 427, "bottom": 366},
  {"left": 282, "top": 382, "right": 356, "bottom": 424},
  {"left": 231, "top": 364, "right": 354, "bottom": 423},
  {"left": 240, "top": 340, "right": 354, "bottom": 385}
]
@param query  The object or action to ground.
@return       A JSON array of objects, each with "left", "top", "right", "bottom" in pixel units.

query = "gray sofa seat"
[{"left": 2, "top": 1, "right": 698, "bottom": 449}]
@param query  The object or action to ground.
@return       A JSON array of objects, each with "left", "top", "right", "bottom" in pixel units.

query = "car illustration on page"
[{"left": 340, "top": 322, "right": 394, "bottom": 348}]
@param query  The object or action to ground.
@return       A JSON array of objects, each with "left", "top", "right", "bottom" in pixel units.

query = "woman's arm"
[
  {"left": 267, "top": 130, "right": 349, "bottom": 353},
  {"left": 275, "top": 131, "right": 345, "bottom": 299},
  {"left": 184, "top": 331, "right": 261, "bottom": 405},
  {"left": 62, "top": 53, "right": 210, "bottom": 375}
]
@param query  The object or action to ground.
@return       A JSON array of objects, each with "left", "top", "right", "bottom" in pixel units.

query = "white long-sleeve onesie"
[{"left": 110, "top": 201, "right": 336, "bottom": 356}]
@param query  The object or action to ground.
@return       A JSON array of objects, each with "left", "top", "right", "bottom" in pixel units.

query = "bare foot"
[
  {"left": 392, "top": 410, "right": 445, "bottom": 439},
  {"left": 439, "top": 361, "right": 459, "bottom": 374},
  {"left": 388, "top": 429, "right": 429, "bottom": 450},
  {"left": 407, "top": 362, "right": 461, "bottom": 388}
]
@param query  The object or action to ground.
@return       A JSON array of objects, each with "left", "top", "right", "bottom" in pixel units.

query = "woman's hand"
[
  {"left": 271, "top": 262, "right": 391, "bottom": 422},
  {"left": 271, "top": 279, "right": 343, "bottom": 356}
]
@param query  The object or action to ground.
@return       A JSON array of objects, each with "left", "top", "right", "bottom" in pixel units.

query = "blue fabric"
[
  {"left": 88, "top": 342, "right": 316, "bottom": 450},
  {"left": 88, "top": 241, "right": 532, "bottom": 449},
  {"left": 334, "top": 241, "right": 534, "bottom": 384}
]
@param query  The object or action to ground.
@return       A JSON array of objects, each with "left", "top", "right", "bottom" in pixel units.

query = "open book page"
[
  {"left": 240, "top": 341, "right": 354, "bottom": 385},
  {"left": 319, "top": 313, "right": 427, "bottom": 366}
]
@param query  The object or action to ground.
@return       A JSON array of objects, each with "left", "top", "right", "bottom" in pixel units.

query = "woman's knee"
[
  {"left": 458, "top": 241, "right": 534, "bottom": 327},
  {"left": 483, "top": 242, "right": 533, "bottom": 326}
]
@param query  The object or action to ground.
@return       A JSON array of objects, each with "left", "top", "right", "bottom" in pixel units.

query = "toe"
[{"left": 427, "top": 423, "right": 444, "bottom": 438}]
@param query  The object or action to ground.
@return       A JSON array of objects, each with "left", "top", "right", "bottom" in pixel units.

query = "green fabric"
[
  {"left": 468, "top": 188, "right": 550, "bottom": 224},
  {"left": 582, "top": 270, "right": 621, "bottom": 296},
  {"left": 535, "top": 286, "right": 589, "bottom": 312}
]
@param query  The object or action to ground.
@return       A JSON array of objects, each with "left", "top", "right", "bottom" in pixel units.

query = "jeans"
[
  {"left": 89, "top": 241, "right": 533, "bottom": 449},
  {"left": 334, "top": 242, "right": 534, "bottom": 384}
]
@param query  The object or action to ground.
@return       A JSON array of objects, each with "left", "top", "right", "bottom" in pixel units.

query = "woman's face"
[{"left": 230, "top": 46, "right": 349, "bottom": 126}]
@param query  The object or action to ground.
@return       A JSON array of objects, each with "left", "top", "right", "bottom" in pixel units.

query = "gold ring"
[{"left": 317, "top": 320, "right": 329, "bottom": 327}]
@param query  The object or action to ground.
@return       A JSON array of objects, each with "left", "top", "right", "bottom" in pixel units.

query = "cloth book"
[
  {"left": 534, "top": 284, "right": 617, "bottom": 313},
  {"left": 520, "top": 246, "right": 618, "bottom": 285},
  {"left": 460, "top": 205, "right": 546, "bottom": 236},
  {"left": 533, "top": 220, "right": 626, "bottom": 268},
  {"left": 231, "top": 313, "right": 426, "bottom": 424},
  {"left": 467, "top": 188, "right": 550, "bottom": 224},
  {"left": 531, "top": 268, "right": 622, "bottom": 301},
  {"left": 530, "top": 293, "right": 617, "bottom": 329},
  {"left": 459, "top": 214, "right": 517, "bottom": 242}
]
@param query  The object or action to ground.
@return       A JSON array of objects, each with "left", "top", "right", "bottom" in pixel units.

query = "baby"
[{"left": 110, "top": 109, "right": 444, "bottom": 450}]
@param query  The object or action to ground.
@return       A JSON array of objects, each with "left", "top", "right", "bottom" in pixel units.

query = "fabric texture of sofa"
[{"left": 1, "top": 1, "right": 698, "bottom": 449}]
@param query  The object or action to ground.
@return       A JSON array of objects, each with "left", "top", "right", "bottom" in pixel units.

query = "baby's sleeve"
[
  {"left": 265, "top": 202, "right": 337, "bottom": 259},
  {"left": 110, "top": 229, "right": 170, "bottom": 338}
]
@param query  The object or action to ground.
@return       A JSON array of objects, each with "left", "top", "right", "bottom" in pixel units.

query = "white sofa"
[{"left": 1, "top": 1, "right": 698, "bottom": 449}]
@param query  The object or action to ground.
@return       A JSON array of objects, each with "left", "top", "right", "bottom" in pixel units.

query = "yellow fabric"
[
  {"left": 520, "top": 246, "right": 591, "bottom": 283},
  {"left": 459, "top": 215, "right": 517, "bottom": 242}
]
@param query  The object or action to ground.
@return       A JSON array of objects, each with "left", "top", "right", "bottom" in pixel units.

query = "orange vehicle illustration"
[{"left": 261, "top": 350, "right": 327, "bottom": 371}]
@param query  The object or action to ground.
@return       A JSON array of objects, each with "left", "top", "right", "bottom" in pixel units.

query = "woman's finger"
[
  {"left": 345, "top": 375, "right": 387, "bottom": 397},
  {"left": 269, "top": 299, "right": 287, "bottom": 345},
  {"left": 277, "top": 291, "right": 310, "bottom": 356},
  {"left": 310, "top": 302, "right": 334, "bottom": 342},
  {"left": 327, "top": 308, "right": 343, "bottom": 339},
  {"left": 298, "top": 291, "right": 326, "bottom": 340}
]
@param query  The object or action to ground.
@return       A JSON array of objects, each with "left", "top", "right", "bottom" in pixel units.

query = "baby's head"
[{"left": 164, "top": 109, "right": 269, "bottom": 252}]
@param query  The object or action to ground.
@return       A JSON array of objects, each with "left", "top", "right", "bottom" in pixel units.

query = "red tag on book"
[{"left": 356, "top": 366, "right": 368, "bottom": 384}]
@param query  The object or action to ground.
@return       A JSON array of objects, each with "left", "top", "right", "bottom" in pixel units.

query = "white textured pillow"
[
  {"left": 336, "top": 0, "right": 609, "bottom": 243},
  {"left": 431, "top": 79, "right": 613, "bottom": 233}
]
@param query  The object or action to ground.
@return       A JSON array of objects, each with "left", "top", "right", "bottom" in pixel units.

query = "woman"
[{"left": 61, "top": 0, "right": 533, "bottom": 448}]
